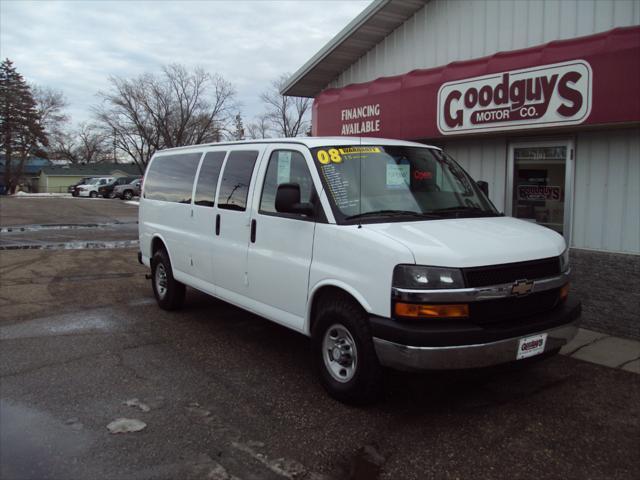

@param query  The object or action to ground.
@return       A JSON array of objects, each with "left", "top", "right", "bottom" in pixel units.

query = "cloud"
[{"left": 0, "top": 0, "right": 368, "bottom": 125}]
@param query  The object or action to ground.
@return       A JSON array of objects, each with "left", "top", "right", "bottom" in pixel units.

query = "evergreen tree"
[
  {"left": 232, "top": 112, "right": 245, "bottom": 140},
  {"left": 0, "top": 59, "right": 47, "bottom": 193}
]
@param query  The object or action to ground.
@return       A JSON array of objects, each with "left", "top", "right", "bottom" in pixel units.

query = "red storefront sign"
[{"left": 312, "top": 26, "right": 640, "bottom": 139}]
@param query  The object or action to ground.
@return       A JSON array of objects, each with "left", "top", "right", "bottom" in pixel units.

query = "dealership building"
[{"left": 284, "top": 0, "right": 640, "bottom": 338}]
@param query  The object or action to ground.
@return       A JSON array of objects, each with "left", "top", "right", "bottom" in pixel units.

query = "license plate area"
[{"left": 517, "top": 333, "right": 548, "bottom": 360}]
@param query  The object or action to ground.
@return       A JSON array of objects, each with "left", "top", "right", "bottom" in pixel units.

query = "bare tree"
[
  {"left": 32, "top": 85, "right": 69, "bottom": 140},
  {"left": 259, "top": 74, "right": 310, "bottom": 137},
  {"left": 246, "top": 114, "right": 272, "bottom": 139},
  {"left": 50, "top": 123, "right": 109, "bottom": 164},
  {"left": 93, "top": 64, "right": 237, "bottom": 172}
]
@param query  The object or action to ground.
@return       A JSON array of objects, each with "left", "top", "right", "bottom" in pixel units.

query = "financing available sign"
[{"left": 437, "top": 60, "right": 592, "bottom": 135}]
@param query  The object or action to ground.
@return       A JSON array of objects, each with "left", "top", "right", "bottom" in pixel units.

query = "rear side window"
[
  {"left": 194, "top": 151, "right": 226, "bottom": 207},
  {"left": 260, "top": 150, "right": 315, "bottom": 215},
  {"left": 144, "top": 152, "right": 202, "bottom": 203},
  {"left": 218, "top": 151, "right": 258, "bottom": 211}
]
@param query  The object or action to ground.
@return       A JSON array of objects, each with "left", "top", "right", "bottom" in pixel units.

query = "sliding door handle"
[
  {"left": 215, "top": 214, "right": 221, "bottom": 235},
  {"left": 250, "top": 219, "right": 257, "bottom": 243}
]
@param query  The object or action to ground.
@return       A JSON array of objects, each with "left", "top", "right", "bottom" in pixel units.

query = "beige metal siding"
[
  {"left": 330, "top": 0, "right": 640, "bottom": 89},
  {"left": 573, "top": 128, "right": 640, "bottom": 254},
  {"left": 439, "top": 137, "right": 508, "bottom": 212}
]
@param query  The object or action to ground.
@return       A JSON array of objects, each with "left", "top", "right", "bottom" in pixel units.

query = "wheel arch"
[
  {"left": 150, "top": 234, "right": 173, "bottom": 268},
  {"left": 306, "top": 281, "right": 371, "bottom": 336}
]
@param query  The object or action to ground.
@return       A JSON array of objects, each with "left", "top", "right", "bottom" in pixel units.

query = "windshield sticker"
[
  {"left": 386, "top": 164, "right": 410, "bottom": 187},
  {"left": 320, "top": 163, "right": 359, "bottom": 210},
  {"left": 316, "top": 146, "right": 381, "bottom": 164},
  {"left": 277, "top": 151, "right": 291, "bottom": 185}
]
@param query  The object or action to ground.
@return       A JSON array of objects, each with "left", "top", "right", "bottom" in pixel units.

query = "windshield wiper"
[
  {"left": 345, "top": 210, "right": 439, "bottom": 221},
  {"left": 427, "top": 206, "right": 502, "bottom": 217}
]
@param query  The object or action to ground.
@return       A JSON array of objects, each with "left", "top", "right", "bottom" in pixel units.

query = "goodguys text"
[{"left": 437, "top": 61, "right": 591, "bottom": 134}]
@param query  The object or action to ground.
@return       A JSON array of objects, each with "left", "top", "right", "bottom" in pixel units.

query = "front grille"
[
  {"left": 463, "top": 257, "right": 560, "bottom": 288},
  {"left": 469, "top": 288, "right": 561, "bottom": 325}
]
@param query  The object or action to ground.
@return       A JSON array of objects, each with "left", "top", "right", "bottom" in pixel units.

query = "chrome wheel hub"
[
  {"left": 323, "top": 324, "right": 358, "bottom": 383},
  {"left": 155, "top": 263, "right": 168, "bottom": 299}
]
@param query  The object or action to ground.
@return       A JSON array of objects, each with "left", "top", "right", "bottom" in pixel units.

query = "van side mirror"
[
  {"left": 275, "top": 183, "right": 314, "bottom": 217},
  {"left": 477, "top": 181, "right": 489, "bottom": 196}
]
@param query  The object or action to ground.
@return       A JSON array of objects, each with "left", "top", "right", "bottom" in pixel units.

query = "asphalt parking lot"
[{"left": 1, "top": 197, "right": 639, "bottom": 480}]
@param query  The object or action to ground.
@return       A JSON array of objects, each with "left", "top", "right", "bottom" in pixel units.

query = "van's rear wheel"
[
  {"left": 151, "top": 249, "right": 185, "bottom": 310},
  {"left": 312, "top": 294, "right": 382, "bottom": 404}
]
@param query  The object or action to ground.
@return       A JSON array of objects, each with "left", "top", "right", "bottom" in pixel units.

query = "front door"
[{"left": 507, "top": 140, "right": 574, "bottom": 240}]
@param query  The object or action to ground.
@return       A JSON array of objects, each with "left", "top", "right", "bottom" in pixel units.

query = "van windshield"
[{"left": 310, "top": 145, "right": 499, "bottom": 223}]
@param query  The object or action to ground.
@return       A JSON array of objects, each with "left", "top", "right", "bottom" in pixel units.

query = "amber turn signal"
[
  {"left": 560, "top": 283, "right": 570, "bottom": 301},
  {"left": 394, "top": 302, "right": 469, "bottom": 319}
]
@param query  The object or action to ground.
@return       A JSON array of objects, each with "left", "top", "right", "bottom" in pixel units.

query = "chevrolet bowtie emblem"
[{"left": 512, "top": 279, "right": 534, "bottom": 296}]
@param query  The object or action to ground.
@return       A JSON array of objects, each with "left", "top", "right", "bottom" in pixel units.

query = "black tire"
[
  {"left": 89, "top": 191, "right": 97, "bottom": 198},
  {"left": 108, "top": 191, "right": 116, "bottom": 199},
  {"left": 151, "top": 248, "right": 185, "bottom": 310},
  {"left": 311, "top": 292, "right": 382, "bottom": 405},
  {"left": 123, "top": 190, "right": 133, "bottom": 200}
]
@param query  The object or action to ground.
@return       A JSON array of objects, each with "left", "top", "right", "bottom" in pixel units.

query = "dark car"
[
  {"left": 99, "top": 176, "right": 141, "bottom": 198},
  {"left": 113, "top": 178, "right": 142, "bottom": 200},
  {"left": 69, "top": 177, "right": 92, "bottom": 196}
]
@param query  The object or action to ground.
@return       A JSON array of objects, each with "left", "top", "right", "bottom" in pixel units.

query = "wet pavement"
[
  {"left": 1, "top": 248, "right": 639, "bottom": 480},
  {"left": 0, "top": 222, "right": 139, "bottom": 249},
  {"left": 0, "top": 196, "right": 138, "bottom": 227},
  {"left": 0, "top": 196, "right": 139, "bottom": 250}
]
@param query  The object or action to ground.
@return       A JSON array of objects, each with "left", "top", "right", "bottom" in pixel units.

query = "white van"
[
  {"left": 139, "top": 138, "right": 580, "bottom": 403},
  {"left": 75, "top": 176, "right": 115, "bottom": 198}
]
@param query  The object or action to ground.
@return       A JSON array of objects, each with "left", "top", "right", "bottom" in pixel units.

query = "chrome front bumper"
[{"left": 373, "top": 321, "right": 579, "bottom": 371}]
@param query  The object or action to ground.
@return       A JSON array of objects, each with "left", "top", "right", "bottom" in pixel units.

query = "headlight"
[
  {"left": 560, "top": 248, "right": 570, "bottom": 273},
  {"left": 393, "top": 265, "right": 465, "bottom": 289}
]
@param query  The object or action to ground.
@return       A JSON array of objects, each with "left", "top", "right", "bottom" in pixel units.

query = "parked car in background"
[
  {"left": 75, "top": 177, "right": 115, "bottom": 198},
  {"left": 99, "top": 176, "right": 141, "bottom": 198},
  {"left": 69, "top": 177, "right": 93, "bottom": 196},
  {"left": 113, "top": 177, "right": 142, "bottom": 200}
]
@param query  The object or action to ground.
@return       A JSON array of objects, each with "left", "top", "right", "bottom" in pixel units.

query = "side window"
[
  {"left": 144, "top": 152, "right": 202, "bottom": 203},
  {"left": 218, "top": 150, "right": 258, "bottom": 211},
  {"left": 260, "top": 150, "right": 314, "bottom": 215},
  {"left": 194, "top": 151, "right": 226, "bottom": 207}
]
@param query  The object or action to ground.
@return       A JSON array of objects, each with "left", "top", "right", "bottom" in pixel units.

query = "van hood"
[{"left": 363, "top": 216, "right": 565, "bottom": 268}]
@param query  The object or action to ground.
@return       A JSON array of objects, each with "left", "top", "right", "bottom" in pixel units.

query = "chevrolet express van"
[{"left": 139, "top": 138, "right": 580, "bottom": 404}]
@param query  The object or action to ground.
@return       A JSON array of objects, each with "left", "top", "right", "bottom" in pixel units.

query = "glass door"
[{"left": 506, "top": 140, "right": 574, "bottom": 240}]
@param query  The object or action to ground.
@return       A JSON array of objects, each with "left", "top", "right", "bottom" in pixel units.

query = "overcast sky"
[{"left": 0, "top": 0, "right": 368, "bottom": 127}]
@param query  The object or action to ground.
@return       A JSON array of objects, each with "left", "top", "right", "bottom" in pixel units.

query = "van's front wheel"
[
  {"left": 312, "top": 295, "right": 382, "bottom": 404},
  {"left": 151, "top": 249, "right": 185, "bottom": 310}
]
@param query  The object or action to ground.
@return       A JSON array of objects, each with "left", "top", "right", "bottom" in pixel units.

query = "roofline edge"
[{"left": 280, "top": 0, "right": 390, "bottom": 98}]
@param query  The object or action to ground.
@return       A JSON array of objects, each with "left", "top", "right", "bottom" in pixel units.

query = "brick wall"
[{"left": 570, "top": 249, "right": 640, "bottom": 340}]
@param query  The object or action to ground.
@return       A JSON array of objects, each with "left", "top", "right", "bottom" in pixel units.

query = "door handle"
[
  {"left": 250, "top": 219, "right": 257, "bottom": 243},
  {"left": 215, "top": 214, "right": 220, "bottom": 235}
]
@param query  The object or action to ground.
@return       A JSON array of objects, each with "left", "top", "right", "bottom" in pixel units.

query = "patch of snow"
[
  {"left": 123, "top": 398, "right": 151, "bottom": 412},
  {"left": 106, "top": 418, "right": 147, "bottom": 434},
  {"left": 13, "top": 192, "right": 71, "bottom": 197},
  {"left": 0, "top": 240, "right": 140, "bottom": 251}
]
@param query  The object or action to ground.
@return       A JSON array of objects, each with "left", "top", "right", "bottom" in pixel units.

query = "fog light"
[
  {"left": 395, "top": 302, "right": 469, "bottom": 319},
  {"left": 560, "top": 283, "right": 570, "bottom": 301}
]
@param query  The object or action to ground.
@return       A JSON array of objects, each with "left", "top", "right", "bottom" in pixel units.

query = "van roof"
[{"left": 156, "top": 137, "right": 440, "bottom": 154}]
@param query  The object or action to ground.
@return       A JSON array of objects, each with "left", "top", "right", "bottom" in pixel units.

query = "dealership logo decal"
[{"left": 437, "top": 60, "right": 592, "bottom": 134}]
